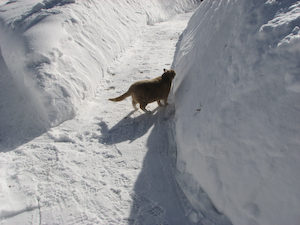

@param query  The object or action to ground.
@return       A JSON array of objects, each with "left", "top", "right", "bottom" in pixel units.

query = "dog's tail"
[{"left": 108, "top": 90, "right": 131, "bottom": 102}]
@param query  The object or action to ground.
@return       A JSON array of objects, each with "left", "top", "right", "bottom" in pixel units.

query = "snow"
[
  {"left": 0, "top": 0, "right": 299, "bottom": 224},
  {"left": 0, "top": 0, "right": 199, "bottom": 128},
  {"left": 172, "top": 0, "right": 300, "bottom": 224},
  {"left": 0, "top": 1, "right": 210, "bottom": 224}
]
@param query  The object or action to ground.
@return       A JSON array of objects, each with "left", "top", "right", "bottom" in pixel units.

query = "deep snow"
[
  {"left": 0, "top": 1, "right": 218, "bottom": 224},
  {"left": 0, "top": 0, "right": 199, "bottom": 129},
  {"left": 172, "top": 0, "right": 300, "bottom": 224},
  {"left": 1, "top": 0, "right": 299, "bottom": 224},
  {"left": 0, "top": 0, "right": 198, "bottom": 149}
]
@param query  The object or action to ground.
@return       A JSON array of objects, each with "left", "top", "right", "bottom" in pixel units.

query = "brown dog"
[{"left": 109, "top": 69, "right": 176, "bottom": 113}]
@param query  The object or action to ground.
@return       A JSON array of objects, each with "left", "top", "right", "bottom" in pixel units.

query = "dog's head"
[{"left": 162, "top": 69, "right": 176, "bottom": 81}]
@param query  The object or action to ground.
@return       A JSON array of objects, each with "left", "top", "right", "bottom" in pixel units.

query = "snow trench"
[{"left": 0, "top": 0, "right": 199, "bottom": 127}]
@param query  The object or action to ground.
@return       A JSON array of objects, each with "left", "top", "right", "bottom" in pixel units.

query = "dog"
[{"left": 109, "top": 69, "right": 176, "bottom": 113}]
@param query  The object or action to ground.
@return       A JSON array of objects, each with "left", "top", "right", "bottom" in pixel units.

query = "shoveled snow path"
[{"left": 0, "top": 12, "right": 197, "bottom": 225}]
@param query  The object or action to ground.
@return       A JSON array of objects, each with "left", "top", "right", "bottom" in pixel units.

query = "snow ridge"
[
  {"left": 1, "top": 12, "right": 210, "bottom": 224},
  {"left": 0, "top": 0, "right": 199, "bottom": 128},
  {"left": 172, "top": 0, "right": 300, "bottom": 224}
]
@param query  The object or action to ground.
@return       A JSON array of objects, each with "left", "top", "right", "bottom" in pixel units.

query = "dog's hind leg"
[
  {"left": 132, "top": 99, "right": 138, "bottom": 110},
  {"left": 140, "top": 102, "right": 151, "bottom": 113}
]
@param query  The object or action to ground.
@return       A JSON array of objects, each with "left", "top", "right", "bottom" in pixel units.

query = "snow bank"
[
  {"left": 172, "top": 0, "right": 300, "bottom": 224},
  {"left": 0, "top": 0, "right": 199, "bottom": 127}
]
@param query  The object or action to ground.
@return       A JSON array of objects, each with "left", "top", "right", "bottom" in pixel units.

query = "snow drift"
[
  {"left": 172, "top": 0, "right": 300, "bottom": 224},
  {"left": 0, "top": 0, "right": 199, "bottom": 127}
]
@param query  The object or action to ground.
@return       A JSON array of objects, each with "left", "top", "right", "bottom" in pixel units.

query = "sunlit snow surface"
[
  {"left": 0, "top": 0, "right": 198, "bottom": 127},
  {"left": 0, "top": 0, "right": 299, "bottom": 224},
  {"left": 0, "top": 1, "right": 210, "bottom": 224},
  {"left": 0, "top": 0, "right": 198, "bottom": 146},
  {"left": 172, "top": 0, "right": 300, "bottom": 224}
]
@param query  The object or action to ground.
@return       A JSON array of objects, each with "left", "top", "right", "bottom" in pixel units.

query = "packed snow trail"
[{"left": 0, "top": 12, "right": 229, "bottom": 225}]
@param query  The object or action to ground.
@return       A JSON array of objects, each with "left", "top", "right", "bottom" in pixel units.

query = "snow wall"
[
  {"left": 0, "top": 0, "right": 200, "bottom": 127},
  {"left": 172, "top": 0, "right": 300, "bottom": 224}
]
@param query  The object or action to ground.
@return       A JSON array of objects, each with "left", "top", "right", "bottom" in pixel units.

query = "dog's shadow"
[{"left": 98, "top": 108, "right": 159, "bottom": 145}]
